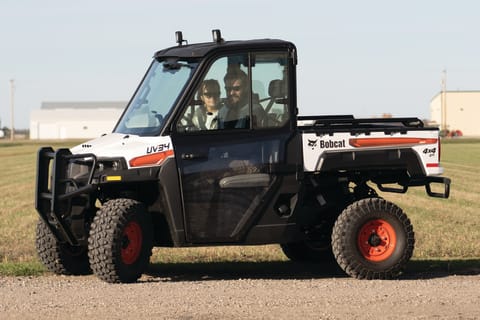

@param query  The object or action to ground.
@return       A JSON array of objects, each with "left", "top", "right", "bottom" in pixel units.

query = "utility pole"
[
  {"left": 10, "top": 79, "right": 15, "bottom": 141},
  {"left": 440, "top": 70, "right": 447, "bottom": 132}
]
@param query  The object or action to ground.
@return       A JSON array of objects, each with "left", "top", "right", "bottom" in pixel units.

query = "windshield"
[{"left": 114, "top": 58, "right": 198, "bottom": 136}]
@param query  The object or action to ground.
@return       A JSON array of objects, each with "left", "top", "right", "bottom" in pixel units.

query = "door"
[{"left": 172, "top": 51, "right": 300, "bottom": 243}]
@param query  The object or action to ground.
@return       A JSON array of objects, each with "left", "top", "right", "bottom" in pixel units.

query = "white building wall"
[
  {"left": 30, "top": 107, "right": 124, "bottom": 140},
  {"left": 430, "top": 91, "right": 480, "bottom": 136}
]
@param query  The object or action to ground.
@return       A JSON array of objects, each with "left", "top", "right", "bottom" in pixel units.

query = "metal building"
[
  {"left": 430, "top": 91, "right": 480, "bottom": 137},
  {"left": 30, "top": 101, "right": 126, "bottom": 139}
]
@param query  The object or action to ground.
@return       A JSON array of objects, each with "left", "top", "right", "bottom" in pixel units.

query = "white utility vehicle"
[{"left": 35, "top": 30, "right": 450, "bottom": 283}]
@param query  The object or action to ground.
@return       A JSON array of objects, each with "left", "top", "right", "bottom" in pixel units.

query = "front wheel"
[
  {"left": 88, "top": 198, "right": 153, "bottom": 283},
  {"left": 331, "top": 198, "right": 414, "bottom": 279},
  {"left": 35, "top": 219, "right": 91, "bottom": 275}
]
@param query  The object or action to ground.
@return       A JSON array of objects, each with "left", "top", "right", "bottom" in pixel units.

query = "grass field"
[{"left": 0, "top": 138, "right": 478, "bottom": 275}]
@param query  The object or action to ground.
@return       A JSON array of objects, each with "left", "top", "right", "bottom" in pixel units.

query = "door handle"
[{"left": 181, "top": 153, "right": 208, "bottom": 160}]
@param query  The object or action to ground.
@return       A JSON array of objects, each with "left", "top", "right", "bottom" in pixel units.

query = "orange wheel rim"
[
  {"left": 121, "top": 221, "right": 142, "bottom": 265},
  {"left": 357, "top": 219, "right": 396, "bottom": 262}
]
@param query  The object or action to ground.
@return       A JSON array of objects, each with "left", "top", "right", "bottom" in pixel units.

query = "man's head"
[{"left": 224, "top": 68, "right": 248, "bottom": 108}]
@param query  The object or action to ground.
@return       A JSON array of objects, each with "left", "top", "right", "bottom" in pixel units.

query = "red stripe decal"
[{"left": 349, "top": 137, "right": 438, "bottom": 148}]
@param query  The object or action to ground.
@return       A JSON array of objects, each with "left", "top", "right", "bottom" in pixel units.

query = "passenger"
[
  {"left": 192, "top": 79, "right": 221, "bottom": 130},
  {"left": 219, "top": 67, "right": 266, "bottom": 129}
]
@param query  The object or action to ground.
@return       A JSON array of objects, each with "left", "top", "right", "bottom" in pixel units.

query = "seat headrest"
[{"left": 268, "top": 79, "right": 285, "bottom": 98}]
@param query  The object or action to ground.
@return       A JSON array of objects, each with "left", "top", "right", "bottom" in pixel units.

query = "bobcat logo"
[{"left": 308, "top": 139, "right": 318, "bottom": 149}]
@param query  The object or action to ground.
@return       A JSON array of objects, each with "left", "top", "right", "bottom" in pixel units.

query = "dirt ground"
[{"left": 1, "top": 264, "right": 479, "bottom": 320}]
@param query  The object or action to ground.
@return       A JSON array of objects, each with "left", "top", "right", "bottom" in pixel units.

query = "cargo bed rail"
[{"left": 297, "top": 115, "right": 432, "bottom": 135}]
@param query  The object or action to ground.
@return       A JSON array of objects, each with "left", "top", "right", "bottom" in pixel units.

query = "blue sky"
[{"left": 1, "top": 0, "right": 480, "bottom": 129}]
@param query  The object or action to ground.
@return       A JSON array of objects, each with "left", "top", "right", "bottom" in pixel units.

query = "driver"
[{"left": 218, "top": 67, "right": 266, "bottom": 129}]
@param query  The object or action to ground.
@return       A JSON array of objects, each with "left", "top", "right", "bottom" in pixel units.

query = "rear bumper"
[{"left": 376, "top": 175, "right": 451, "bottom": 199}]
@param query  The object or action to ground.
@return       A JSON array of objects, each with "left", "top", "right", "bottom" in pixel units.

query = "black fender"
[{"left": 154, "top": 157, "right": 185, "bottom": 246}]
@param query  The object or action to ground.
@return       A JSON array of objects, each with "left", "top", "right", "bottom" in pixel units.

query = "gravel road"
[{"left": 1, "top": 267, "right": 479, "bottom": 320}]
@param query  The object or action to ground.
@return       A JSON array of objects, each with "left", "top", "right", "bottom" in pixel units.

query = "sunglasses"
[
  {"left": 203, "top": 92, "right": 220, "bottom": 98},
  {"left": 225, "top": 86, "right": 242, "bottom": 92}
]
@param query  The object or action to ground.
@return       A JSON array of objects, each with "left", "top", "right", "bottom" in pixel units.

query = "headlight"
[{"left": 97, "top": 158, "right": 126, "bottom": 172}]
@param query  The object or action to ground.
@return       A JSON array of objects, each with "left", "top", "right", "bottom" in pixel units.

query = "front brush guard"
[{"left": 35, "top": 147, "right": 97, "bottom": 246}]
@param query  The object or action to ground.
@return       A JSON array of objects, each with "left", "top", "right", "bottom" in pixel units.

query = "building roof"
[
  {"left": 31, "top": 108, "right": 124, "bottom": 122},
  {"left": 431, "top": 90, "right": 480, "bottom": 101},
  {"left": 41, "top": 101, "right": 127, "bottom": 110}
]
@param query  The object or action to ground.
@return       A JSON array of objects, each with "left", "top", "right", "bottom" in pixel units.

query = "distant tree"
[{"left": 1, "top": 127, "right": 10, "bottom": 139}]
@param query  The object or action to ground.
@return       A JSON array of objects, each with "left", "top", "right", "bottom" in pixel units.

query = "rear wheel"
[
  {"left": 332, "top": 198, "right": 414, "bottom": 279},
  {"left": 88, "top": 198, "right": 153, "bottom": 283},
  {"left": 35, "top": 219, "right": 91, "bottom": 275}
]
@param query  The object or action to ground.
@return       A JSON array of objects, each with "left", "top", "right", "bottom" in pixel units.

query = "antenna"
[
  {"left": 212, "top": 29, "right": 223, "bottom": 43},
  {"left": 175, "top": 31, "right": 187, "bottom": 46}
]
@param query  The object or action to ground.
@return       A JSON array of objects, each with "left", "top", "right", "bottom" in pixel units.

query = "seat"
[{"left": 265, "top": 79, "right": 286, "bottom": 113}]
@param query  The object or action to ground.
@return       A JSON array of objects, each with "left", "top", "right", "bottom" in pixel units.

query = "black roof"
[{"left": 154, "top": 38, "right": 296, "bottom": 59}]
